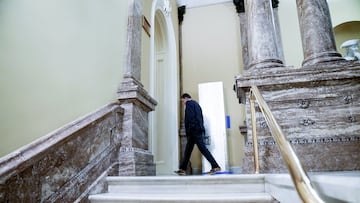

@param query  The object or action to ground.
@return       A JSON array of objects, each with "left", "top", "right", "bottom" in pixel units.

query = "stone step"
[
  {"left": 107, "top": 174, "right": 266, "bottom": 194},
  {"left": 89, "top": 192, "right": 275, "bottom": 203},
  {"left": 89, "top": 174, "right": 277, "bottom": 203}
]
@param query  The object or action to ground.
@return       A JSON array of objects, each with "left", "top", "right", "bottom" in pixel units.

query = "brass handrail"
[
  {"left": 249, "top": 85, "right": 324, "bottom": 203},
  {"left": 249, "top": 93, "right": 260, "bottom": 174}
]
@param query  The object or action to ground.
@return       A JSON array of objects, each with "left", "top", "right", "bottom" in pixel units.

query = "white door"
[{"left": 199, "top": 81, "right": 228, "bottom": 173}]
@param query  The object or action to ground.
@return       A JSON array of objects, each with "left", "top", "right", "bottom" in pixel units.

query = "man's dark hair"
[{"left": 181, "top": 93, "right": 191, "bottom": 99}]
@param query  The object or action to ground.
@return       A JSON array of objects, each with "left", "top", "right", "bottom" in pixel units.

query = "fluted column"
[
  {"left": 245, "top": 0, "right": 284, "bottom": 69},
  {"left": 296, "top": 0, "right": 343, "bottom": 66}
]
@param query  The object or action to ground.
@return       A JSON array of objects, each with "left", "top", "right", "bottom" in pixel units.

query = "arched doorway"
[{"left": 149, "top": 1, "right": 179, "bottom": 175}]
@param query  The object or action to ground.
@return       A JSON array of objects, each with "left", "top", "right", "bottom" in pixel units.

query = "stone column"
[
  {"left": 117, "top": 0, "right": 158, "bottom": 176},
  {"left": 245, "top": 0, "right": 284, "bottom": 69},
  {"left": 296, "top": 0, "right": 343, "bottom": 67},
  {"left": 124, "top": 0, "right": 142, "bottom": 81},
  {"left": 233, "top": 0, "right": 247, "bottom": 104},
  {"left": 272, "top": 0, "right": 285, "bottom": 63},
  {"left": 233, "top": 0, "right": 249, "bottom": 70},
  {"left": 178, "top": 4, "right": 192, "bottom": 174},
  {"left": 235, "top": 0, "right": 284, "bottom": 70}
]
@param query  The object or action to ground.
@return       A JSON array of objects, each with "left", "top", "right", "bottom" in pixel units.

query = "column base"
[
  {"left": 249, "top": 59, "right": 284, "bottom": 69},
  {"left": 118, "top": 147, "right": 155, "bottom": 176},
  {"left": 302, "top": 51, "right": 344, "bottom": 67}
]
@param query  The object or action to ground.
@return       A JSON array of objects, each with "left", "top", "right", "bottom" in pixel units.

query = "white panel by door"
[{"left": 198, "top": 81, "right": 228, "bottom": 173}]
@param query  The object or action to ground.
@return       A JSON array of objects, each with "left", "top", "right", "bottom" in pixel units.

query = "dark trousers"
[{"left": 180, "top": 132, "right": 220, "bottom": 170}]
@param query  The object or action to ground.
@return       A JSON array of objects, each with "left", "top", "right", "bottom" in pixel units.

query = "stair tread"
[
  {"left": 89, "top": 175, "right": 274, "bottom": 202},
  {"left": 106, "top": 174, "right": 266, "bottom": 194},
  {"left": 89, "top": 192, "right": 274, "bottom": 201},
  {"left": 106, "top": 174, "right": 266, "bottom": 184}
]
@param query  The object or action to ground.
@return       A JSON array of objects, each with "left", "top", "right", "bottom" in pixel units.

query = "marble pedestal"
[
  {"left": 117, "top": 75, "right": 157, "bottom": 176},
  {"left": 235, "top": 62, "right": 360, "bottom": 173},
  {"left": 118, "top": 148, "right": 155, "bottom": 176}
]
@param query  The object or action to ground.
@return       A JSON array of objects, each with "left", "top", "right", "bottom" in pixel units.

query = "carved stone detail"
[
  {"left": 246, "top": 135, "right": 360, "bottom": 147},
  {"left": 300, "top": 118, "right": 315, "bottom": 126},
  {"left": 344, "top": 95, "right": 353, "bottom": 104},
  {"left": 346, "top": 114, "right": 357, "bottom": 123},
  {"left": 260, "top": 121, "right": 268, "bottom": 128},
  {"left": 298, "top": 99, "right": 310, "bottom": 108}
]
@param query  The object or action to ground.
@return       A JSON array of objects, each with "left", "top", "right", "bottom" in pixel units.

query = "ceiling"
[{"left": 176, "top": 0, "right": 232, "bottom": 8}]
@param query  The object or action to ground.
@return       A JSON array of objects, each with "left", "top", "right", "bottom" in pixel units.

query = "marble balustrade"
[{"left": 0, "top": 103, "right": 124, "bottom": 202}]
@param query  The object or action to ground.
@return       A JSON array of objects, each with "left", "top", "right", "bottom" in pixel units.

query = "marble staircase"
[
  {"left": 88, "top": 171, "right": 360, "bottom": 203},
  {"left": 88, "top": 174, "right": 278, "bottom": 203}
]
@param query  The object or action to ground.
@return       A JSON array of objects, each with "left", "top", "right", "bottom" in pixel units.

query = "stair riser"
[
  {"left": 90, "top": 200, "right": 274, "bottom": 203},
  {"left": 108, "top": 183, "right": 265, "bottom": 194},
  {"left": 89, "top": 175, "right": 275, "bottom": 202},
  {"left": 89, "top": 194, "right": 275, "bottom": 203}
]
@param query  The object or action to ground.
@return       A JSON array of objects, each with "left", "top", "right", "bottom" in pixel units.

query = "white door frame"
[{"left": 149, "top": 0, "right": 179, "bottom": 175}]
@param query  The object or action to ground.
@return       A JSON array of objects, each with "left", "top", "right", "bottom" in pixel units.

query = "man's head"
[{"left": 181, "top": 93, "right": 191, "bottom": 104}]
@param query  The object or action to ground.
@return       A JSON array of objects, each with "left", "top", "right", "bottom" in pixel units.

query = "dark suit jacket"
[{"left": 184, "top": 100, "right": 205, "bottom": 136}]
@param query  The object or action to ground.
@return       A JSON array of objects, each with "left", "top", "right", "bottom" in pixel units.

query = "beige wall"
[
  {"left": 328, "top": 0, "right": 360, "bottom": 28},
  {"left": 141, "top": 0, "right": 152, "bottom": 90},
  {"left": 182, "top": 2, "right": 245, "bottom": 171},
  {"left": 0, "top": 0, "right": 128, "bottom": 157}
]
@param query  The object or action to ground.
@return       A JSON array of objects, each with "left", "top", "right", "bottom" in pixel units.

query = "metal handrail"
[{"left": 249, "top": 85, "right": 324, "bottom": 203}]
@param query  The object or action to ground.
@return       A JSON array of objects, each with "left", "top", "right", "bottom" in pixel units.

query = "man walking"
[{"left": 175, "top": 93, "right": 221, "bottom": 175}]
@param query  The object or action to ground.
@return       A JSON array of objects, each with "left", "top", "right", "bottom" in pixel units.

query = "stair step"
[
  {"left": 88, "top": 174, "right": 277, "bottom": 203},
  {"left": 107, "top": 174, "right": 266, "bottom": 194},
  {"left": 89, "top": 192, "right": 274, "bottom": 203}
]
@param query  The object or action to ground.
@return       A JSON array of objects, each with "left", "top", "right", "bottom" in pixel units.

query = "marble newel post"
[
  {"left": 296, "top": 0, "right": 343, "bottom": 66},
  {"left": 117, "top": 0, "right": 157, "bottom": 176},
  {"left": 245, "top": 0, "right": 284, "bottom": 69}
]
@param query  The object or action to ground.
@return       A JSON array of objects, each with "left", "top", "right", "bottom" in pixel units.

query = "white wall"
[
  {"left": 0, "top": 0, "right": 128, "bottom": 157},
  {"left": 328, "top": 0, "right": 360, "bottom": 27}
]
